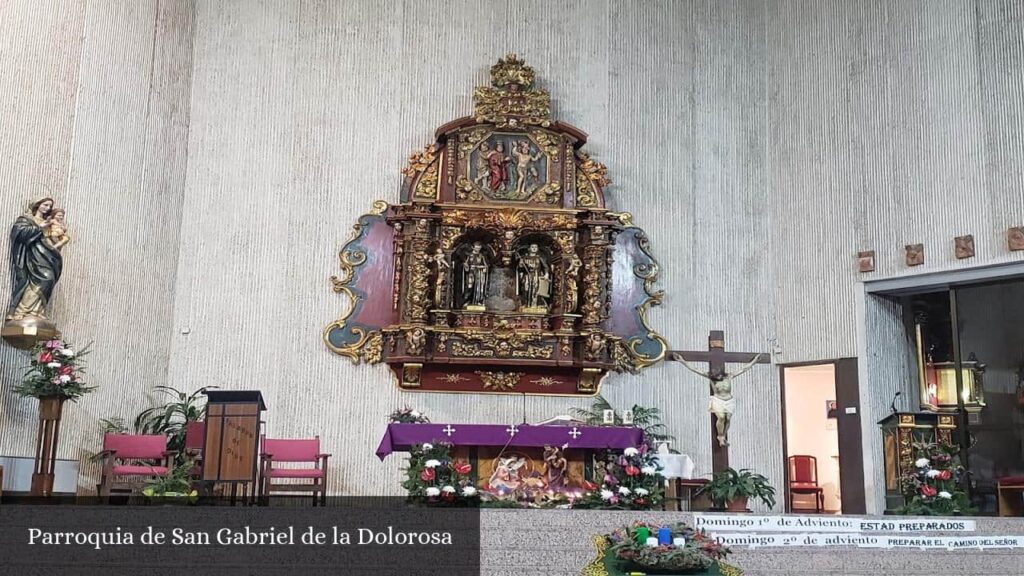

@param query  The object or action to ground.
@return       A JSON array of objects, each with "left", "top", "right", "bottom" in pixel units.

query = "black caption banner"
[{"left": 0, "top": 499, "right": 480, "bottom": 576}]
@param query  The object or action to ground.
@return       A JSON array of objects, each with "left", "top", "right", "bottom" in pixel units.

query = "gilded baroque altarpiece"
[{"left": 323, "top": 55, "right": 666, "bottom": 396}]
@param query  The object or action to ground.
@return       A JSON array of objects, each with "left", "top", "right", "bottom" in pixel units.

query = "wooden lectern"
[{"left": 202, "top": 390, "right": 266, "bottom": 502}]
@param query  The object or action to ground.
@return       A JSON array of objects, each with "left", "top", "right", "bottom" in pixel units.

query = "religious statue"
[
  {"left": 486, "top": 142, "right": 510, "bottom": 192},
  {"left": 542, "top": 444, "right": 568, "bottom": 490},
  {"left": 3, "top": 198, "right": 67, "bottom": 348},
  {"left": 473, "top": 142, "right": 491, "bottom": 188},
  {"left": 430, "top": 248, "right": 451, "bottom": 308},
  {"left": 672, "top": 352, "right": 765, "bottom": 447},
  {"left": 565, "top": 254, "right": 582, "bottom": 312},
  {"left": 488, "top": 455, "right": 527, "bottom": 493},
  {"left": 461, "top": 241, "right": 490, "bottom": 310},
  {"left": 516, "top": 243, "right": 549, "bottom": 312},
  {"left": 511, "top": 141, "right": 542, "bottom": 197}
]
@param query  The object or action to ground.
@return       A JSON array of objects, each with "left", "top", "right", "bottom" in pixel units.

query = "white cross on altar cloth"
[
  {"left": 442, "top": 425, "right": 456, "bottom": 437},
  {"left": 506, "top": 425, "right": 519, "bottom": 436},
  {"left": 568, "top": 427, "right": 582, "bottom": 439}
]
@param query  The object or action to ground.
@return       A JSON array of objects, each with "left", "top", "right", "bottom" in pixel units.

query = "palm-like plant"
[
  {"left": 570, "top": 394, "right": 675, "bottom": 448},
  {"left": 133, "top": 386, "right": 213, "bottom": 462}
]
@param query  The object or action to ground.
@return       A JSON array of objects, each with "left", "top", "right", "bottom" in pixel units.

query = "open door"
[{"left": 781, "top": 359, "right": 866, "bottom": 514}]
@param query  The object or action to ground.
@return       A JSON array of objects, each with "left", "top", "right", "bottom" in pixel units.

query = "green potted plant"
[
  {"left": 698, "top": 467, "right": 776, "bottom": 512},
  {"left": 142, "top": 459, "right": 198, "bottom": 504}
]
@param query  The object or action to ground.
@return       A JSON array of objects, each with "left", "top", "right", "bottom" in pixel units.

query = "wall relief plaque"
[{"left": 323, "top": 55, "right": 667, "bottom": 396}]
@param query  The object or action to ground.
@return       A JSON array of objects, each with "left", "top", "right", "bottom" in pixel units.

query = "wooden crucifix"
[{"left": 669, "top": 330, "right": 771, "bottom": 474}]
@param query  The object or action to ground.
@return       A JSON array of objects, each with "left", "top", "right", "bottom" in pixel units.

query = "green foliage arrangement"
[
  {"left": 132, "top": 386, "right": 211, "bottom": 462},
  {"left": 142, "top": 458, "right": 198, "bottom": 502},
  {"left": 698, "top": 467, "right": 777, "bottom": 509},
  {"left": 570, "top": 394, "right": 675, "bottom": 448},
  {"left": 897, "top": 442, "right": 976, "bottom": 516},
  {"left": 14, "top": 339, "right": 94, "bottom": 400},
  {"left": 402, "top": 442, "right": 480, "bottom": 506},
  {"left": 606, "top": 521, "right": 730, "bottom": 573}
]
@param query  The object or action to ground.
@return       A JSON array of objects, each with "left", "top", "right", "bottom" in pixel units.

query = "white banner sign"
[
  {"left": 713, "top": 533, "right": 1024, "bottom": 550},
  {"left": 692, "top": 514, "right": 976, "bottom": 533}
]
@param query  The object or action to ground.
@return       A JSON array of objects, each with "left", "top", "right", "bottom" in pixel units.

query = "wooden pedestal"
[
  {"left": 202, "top": 390, "right": 266, "bottom": 501},
  {"left": 31, "top": 396, "right": 66, "bottom": 497}
]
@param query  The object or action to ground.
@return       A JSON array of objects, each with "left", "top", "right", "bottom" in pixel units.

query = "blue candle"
[{"left": 658, "top": 527, "right": 672, "bottom": 545}]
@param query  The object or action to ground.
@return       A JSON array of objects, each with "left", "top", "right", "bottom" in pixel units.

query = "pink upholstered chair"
[
  {"left": 96, "top": 433, "right": 174, "bottom": 500},
  {"left": 788, "top": 455, "right": 825, "bottom": 513},
  {"left": 260, "top": 436, "right": 330, "bottom": 506},
  {"left": 183, "top": 421, "right": 205, "bottom": 479}
]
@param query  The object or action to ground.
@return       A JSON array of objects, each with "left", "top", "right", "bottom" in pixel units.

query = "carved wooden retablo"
[{"left": 323, "top": 55, "right": 666, "bottom": 396}]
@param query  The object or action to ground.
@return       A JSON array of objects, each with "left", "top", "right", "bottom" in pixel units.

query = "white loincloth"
[{"left": 709, "top": 395, "right": 736, "bottom": 415}]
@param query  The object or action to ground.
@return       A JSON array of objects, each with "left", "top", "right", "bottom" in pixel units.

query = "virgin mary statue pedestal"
[{"left": 2, "top": 198, "right": 65, "bottom": 349}]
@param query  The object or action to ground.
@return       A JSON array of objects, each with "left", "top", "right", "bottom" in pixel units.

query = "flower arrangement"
[
  {"left": 898, "top": 441, "right": 975, "bottom": 516},
  {"left": 142, "top": 458, "right": 199, "bottom": 503},
  {"left": 573, "top": 445, "right": 665, "bottom": 509},
  {"left": 402, "top": 442, "right": 479, "bottom": 506},
  {"left": 14, "top": 339, "right": 94, "bottom": 400},
  {"left": 606, "top": 521, "right": 730, "bottom": 574},
  {"left": 389, "top": 407, "right": 430, "bottom": 424}
]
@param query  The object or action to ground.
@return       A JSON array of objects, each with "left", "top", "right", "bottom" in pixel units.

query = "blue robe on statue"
[{"left": 8, "top": 215, "right": 62, "bottom": 318}]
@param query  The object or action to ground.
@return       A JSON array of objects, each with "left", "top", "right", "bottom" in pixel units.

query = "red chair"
[
  {"left": 96, "top": 433, "right": 174, "bottom": 500},
  {"left": 788, "top": 455, "right": 825, "bottom": 513},
  {"left": 183, "top": 421, "right": 205, "bottom": 479},
  {"left": 260, "top": 436, "right": 330, "bottom": 506}
]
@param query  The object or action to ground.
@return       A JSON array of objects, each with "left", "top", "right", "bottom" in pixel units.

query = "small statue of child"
[{"left": 46, "top": 208, "right": 70, "bottom": 250}]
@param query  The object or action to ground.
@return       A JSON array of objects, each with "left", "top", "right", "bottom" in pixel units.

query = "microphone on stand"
[{"left": 890, "top": 391, "right": 902, "bottom": 414}]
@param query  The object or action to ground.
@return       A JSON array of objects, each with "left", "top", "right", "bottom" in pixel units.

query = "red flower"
[
  {"left": 939, "top": 470, "right": 952, "bottom": 481},
  {"left": 582, "top": 480, "right": 598, "bottom": 491},
  {"left": 453, "top": 461, "right": 472, "bottom": 475},
  {"left": 634, "top": 498, "right": 647, "bottom": 506},
  {"left": 625, "top": 465, "right": 640, "bottom": 477},
  {"left": 59, "top": 366, "right": 73, "bottom": 376},
  {"left": 420, "top": 468, "right": 435, "bottom": 482},
  {"left": 39, "top": 352, "right": 53, "bottom": 364},
  {"left": 921, "top": 485, "right": 937, "bottom": 498}
]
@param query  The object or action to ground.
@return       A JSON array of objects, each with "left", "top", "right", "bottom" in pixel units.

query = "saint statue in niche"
[
  {"left": 430, "top": 248, "right": 451, "bottom": 309},
  {"left": 673, "top": 353, "right": 764, "bottom": 447},
  {"left": 7, "top": 198, "right": 67, "bottom": 321},
  {"left": 461, "top": 241, "right": 490, "bottom": 310},
  {"left": 516, "top": 243, "right": 550, "bottom": 312}
]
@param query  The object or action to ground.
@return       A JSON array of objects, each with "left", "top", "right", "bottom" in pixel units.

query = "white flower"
[
  {"left": 641, "top": 466, "right": 657, "bottom": 475},
  {"left": 623, "top": 447, "right": 639, "bottom": 457},
  {"left": 59, "top": 349, "right": 74, "bottom": 357},
  {"left": 441, "top": 485, "right": 455, "bottom": 493},
  {"left": 410, "top": 410, "right": 420, "bottom": 417},
  {"left": 600, "top": 489, "right": 614, "bottom": 501},
  {"left": 424, "top": 459, "right": 441, "bottom": 468},
  {"left": 46, "top": 362, "right": 61, "bottom": 369},
  {"left": 915, "top": 458, "right": 930, "bottom": 468},
  {"left": 635, "top": 488, "right": 649, "bottom": 496},
  {"left": 421, "top": 443, "right": 433, "bottom": 450},
  {"left": 424, "top": 487, "right": 440, "bottom": 497},
  {"left": 927, "top": 470, "right": 942, "bottom": 478},
  {"left": 59, "top": 375, "right": 72, "bottom": 383},
  {"left": 618, "top": 486, "right": 631, "bottom": 495},
  {"left": 938, "top": 491, "right": 952, "bottom": 499},
  {"left": 462, "top": 486, "right": 477, "bottom": 497}
]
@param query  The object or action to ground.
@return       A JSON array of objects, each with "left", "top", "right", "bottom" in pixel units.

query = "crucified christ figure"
[{"left": 672, "top": 352, "right": 765, "bottom": 447}]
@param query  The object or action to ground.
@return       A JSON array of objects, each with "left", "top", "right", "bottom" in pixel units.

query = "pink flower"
[
  {"left": 921, "top": 485, "right": 937, "bottom": 498},
  {"left": 452, "top": 461, "right": 471, "bottom": 475},
  {"left": 39, "top": 351, "right": 53, "bottom": 364},
  {"left": 58, "top": 366, "right": 73, "bottom": 376},
  {"left": 45, "top": 340, "right": 61, "bottom": 349},
  {"left": 625, "top": 465, "right": 640, "bottom": 477},
  {"left": 420, "top": 468, "right": 435, "bottom": 482}
]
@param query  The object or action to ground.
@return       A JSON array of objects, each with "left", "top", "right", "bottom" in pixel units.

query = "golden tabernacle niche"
[{"left": 323, "top": 55, "right": 666, "bottom": 396}]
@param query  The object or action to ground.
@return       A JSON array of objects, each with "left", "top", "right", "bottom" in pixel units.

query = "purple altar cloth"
[{"left": 376, "top": 423, "right": 645, "bottom": 460}]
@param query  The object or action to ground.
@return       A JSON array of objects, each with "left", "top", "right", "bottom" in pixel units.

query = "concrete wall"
[
  {"left": 0, "top": 1, "right": 1021, "bottom": 510},
  {"left": 0, "top": 0, "right": 194, "bottom": 489}
]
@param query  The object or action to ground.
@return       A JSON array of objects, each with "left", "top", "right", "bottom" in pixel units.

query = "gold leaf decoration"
[{"left": 476, "top": 371, "right": 523, "bottom": 392}]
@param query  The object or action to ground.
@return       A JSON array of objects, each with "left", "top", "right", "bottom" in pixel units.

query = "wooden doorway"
[{"left": 780, "top": 359, "right": 866, "bottom": 514}]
